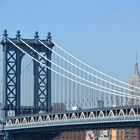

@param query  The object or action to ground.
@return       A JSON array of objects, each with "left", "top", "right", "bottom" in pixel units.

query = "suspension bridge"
[{"left": 0, "top": 30, "right": 140, "bottom": 139}]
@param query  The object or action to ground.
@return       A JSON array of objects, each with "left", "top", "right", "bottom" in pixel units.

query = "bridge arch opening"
[
  {"left": 30, "top": 117, "right": 35, "bottom": 123},
  {"left": 71, "top": 113, "right": 76, "bottom": 119},
  {"left": 108, "top": 110, "right": 114, "bottom": 117},
  {"left": 129, "top": 108, "right": 136, "bottom": 116},
  {"left": 21, "top": 56, "right": 34, "bottom": 108},
  {"left": 38, "top": 116, "right": 43, "bottom": 122},
  {"left": 118, "top": 109, "right": 125, "bottom": 116},
  {"left": 54, "top": 115, "right": 59, "bottom": 121},
  {"left": 80, "top": 112, "right": 85, "bottom": 119},
  {"left": 62, "top": 114, "right": 67, "bottom": 120},
  {"left": 22, "top": 118, "right": 27, "bottom": 124},
  {"left": 46, "top": 115, "right": 51, "bottom": 121},
  {"left": 89, "top": 112, "right": 95, "bottom": 118},
  {"left": 15, "top": 119, "right": 20, "bottom": 124},
  {"left": 98, "top": 111, "right": 104, "bottom": 117},
  {"left": 7, "top": 119, "right": 12, "bottom": 125}
]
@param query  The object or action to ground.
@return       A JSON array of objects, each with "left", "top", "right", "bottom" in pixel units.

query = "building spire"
[
  {"left": 134, "top": 52, "right": 139, "bottom": 75},
  {"left": 135, "top": 62, "right": 139, "bottom": 75}
]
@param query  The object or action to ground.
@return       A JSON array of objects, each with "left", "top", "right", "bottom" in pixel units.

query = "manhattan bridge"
[{"left": 0, "top": 30, "right": 140, "bottom": 139}]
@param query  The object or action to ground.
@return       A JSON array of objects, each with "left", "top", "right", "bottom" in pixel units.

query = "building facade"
[{"left": 54, "top": 131, "right": 86, "bottom": 140}]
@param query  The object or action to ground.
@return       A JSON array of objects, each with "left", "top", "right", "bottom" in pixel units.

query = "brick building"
[{"left": 54, "top": 131, "right": 86, "bottom": 140}]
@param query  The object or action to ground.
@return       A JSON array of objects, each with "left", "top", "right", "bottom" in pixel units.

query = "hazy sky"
[{"left": 0, "top": 0, "right": 140, "bottom": 81}]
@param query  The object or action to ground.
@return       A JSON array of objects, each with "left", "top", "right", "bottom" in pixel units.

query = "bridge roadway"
[{"left": 4, "top": 105, "right": 140, "bottom": 133}]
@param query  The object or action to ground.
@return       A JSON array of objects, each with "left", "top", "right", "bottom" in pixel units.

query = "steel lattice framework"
[{"left": 1, "top": 30, "right": 54, "bottom": 116}]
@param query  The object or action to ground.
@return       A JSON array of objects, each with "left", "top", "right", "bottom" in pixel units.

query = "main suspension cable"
[
  {"left": 6, "top": 37, "right": 140, "bottom": 99},
  {"left": 20, "top": 39, "right": 139, "bottom": 97},
  {"left": 52, "top": 41, "right": 140, "bottom": 90},
  {"left": 38, "top": 40, "right": 139, "bottom": 93}
]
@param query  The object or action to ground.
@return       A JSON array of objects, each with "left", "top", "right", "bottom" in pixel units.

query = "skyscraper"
[
  {"left": 125, "top": 62, "right": 140, "bottom": 140},
  {"left": 128, "top": 62, "right": 140, "bottom": 105}
]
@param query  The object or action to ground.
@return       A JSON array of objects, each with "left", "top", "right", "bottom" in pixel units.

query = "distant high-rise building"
[
  {"left": 112, "top": 62, "right": 140, "bottom": 140},
  {"left": 128, "top": 62, "right": 140, "bottom": 105},
  {"left": 125, "top": 62, "right": 140, "bottom": 140}
]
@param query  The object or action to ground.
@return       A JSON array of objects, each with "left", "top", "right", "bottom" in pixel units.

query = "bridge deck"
[{"left": 4, "top": 105, "right": 140, "bottom": 132}]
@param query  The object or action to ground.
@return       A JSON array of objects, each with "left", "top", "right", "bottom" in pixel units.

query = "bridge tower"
[{"left": 1, "top": 30, "right": 54, "bottom": 116}]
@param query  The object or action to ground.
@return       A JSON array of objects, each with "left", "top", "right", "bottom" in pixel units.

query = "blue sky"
[{"left": 0, "top": 0, "right": 140, "bottom": 81}]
